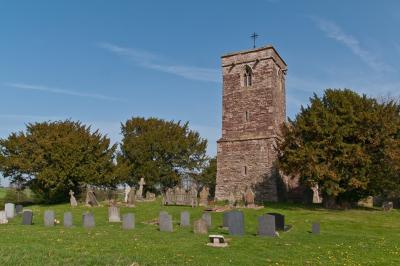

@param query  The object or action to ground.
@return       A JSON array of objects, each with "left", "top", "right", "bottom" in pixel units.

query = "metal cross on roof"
[{"left": 250, "top": 32, "right": 259, "bottom": 49}]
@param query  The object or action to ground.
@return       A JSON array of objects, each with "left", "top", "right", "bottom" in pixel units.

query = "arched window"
[{"left": 243, "top": 65, "right": 252, "bottom": 87}]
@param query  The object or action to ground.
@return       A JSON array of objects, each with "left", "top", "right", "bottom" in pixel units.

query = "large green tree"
[
  {"left": 117, "top": 117, "right": 208, "bottom": 191},
  {"left": 278, "top": 89, "right": 400, "bottom": 205},
  {"left": 193, "top": 156, "right": 217, "bottom": 196},
  {"left": 0, "top": 120, "right": 117, "bottom": 203}
]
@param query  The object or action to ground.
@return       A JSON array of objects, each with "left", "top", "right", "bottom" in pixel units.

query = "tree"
[
  {"left": 278, "top": 89, "right": 400, "bottom": 206},
  {"left": 117, "top": 117, "right": 208, "bottom": 191},
  {"left": 0, "top": 120, "right": 117, "bottom": 203},
  {"left": 194, "top": 157, "right": 217, "bottom": 197}
]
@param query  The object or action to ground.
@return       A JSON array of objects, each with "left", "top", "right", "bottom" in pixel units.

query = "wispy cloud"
[
  {"left": 98, "top": 42, "right": 220, "bottom": 83},
  {"left": 4, "top": 82, "right": 127, "bottom": 102},
  {"left": 312, "top": 17, "right": 393, "bottom": 72}
]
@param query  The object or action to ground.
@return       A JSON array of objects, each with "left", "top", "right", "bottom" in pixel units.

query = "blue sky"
[{"left": 1, "top": 0, "right": 400, "bottom": 165}]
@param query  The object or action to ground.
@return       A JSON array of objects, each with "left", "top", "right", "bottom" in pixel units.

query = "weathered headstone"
[
  {"left": 0, "top": 211, "right": 8, "bottom": 224},
  {"left": 199, "top": 186, "right": 209, "bottom": 207},
  {"left": 159, "top": 212, "right": 173, "bottom": 232},
  {"left": 85, "top": 187, "right": 99, "bottom": 207},
  {"left": 22, "top": 210, "right": 33, "bottom": 225},
  {"left": 228, "top": 210, "right": 244, "bottom": 236},
  {"left": 5, "top": 203, "right": 15, "bottom": 219},
  {"left": 222, "top": 212, "right": 231, "bottom": 228},
  {"left": 193, "top": 219, "right": 208, "bottom": 234},
  {"left": 127, "top": 188, "right": 136, "bottom": 207},
  {"left": 108, "top": 206, "right": 121, "bottom": 222},
  {"left": 145, "top": 191, "right": 156, "bottom": 201},
  {"left": 267, "top": 213, "right": 285, "bottom": 231},
  {"left": 136, "top": 177, "right": 146, "bottom": 200},
  {"left": 312, "top": 184, "right": 322, "bottom": 204},
  {"left": 180, "top": 211, "right": 190, "bottom": 227},
  {"left": 15, "top": 205, "right": 23, "bottom": 215},
  {"left": 69, "top": 190, "right": 78, "bottom": 207},
  {"left": 382, "top": 201, "right": 394, "bottom": 212},
  {"left": 122, "top": 213, "right": 135, "bottom": 230},
  {"left": 312, "top": 222, "right": 320, "bottom": 235},
  {"left": 244, "top": 186, "right": 255, "bottom": 207},
  {"left": 258, "top": 214, "right": 276, "bottom": 237},
  {"left": 83, "top": 212, "right": 95, "bottom": 228},
  {"left": 202, "top": 212, "right": 212, "bottom": 228},
  {"left": 124, "top": 185, "right": 131, "bottom": 203},
  {"left": 64, "top": 212, "right": 73, "bottom": 227},
  {"left": 44, "top": 210, "right": 55, "bottom": 227}
]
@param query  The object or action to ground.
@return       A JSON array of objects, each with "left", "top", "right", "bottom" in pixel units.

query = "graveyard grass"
[{"left": 0, "top": 200, "right": 399, "bottom": 266}]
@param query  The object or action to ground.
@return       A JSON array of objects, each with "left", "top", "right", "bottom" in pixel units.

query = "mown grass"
[
  {"left": 0, "top": 200, "right": 399, "bottom": 265},
  {"left": 0, "top": 187, "right": 7, "bottom": 199}
]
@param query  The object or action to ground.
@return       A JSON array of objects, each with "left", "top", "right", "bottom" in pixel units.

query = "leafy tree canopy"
[
  {"left": 278, "top": 89, "right": 400, "bottom": 204},
  {"left": 0, "top": 120, "right": 117, "bottom": 203}
]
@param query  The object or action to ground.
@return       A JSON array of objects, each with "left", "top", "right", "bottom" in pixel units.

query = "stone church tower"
[{"left": 215, "top": 45, "right": 287, "bottom": 202}]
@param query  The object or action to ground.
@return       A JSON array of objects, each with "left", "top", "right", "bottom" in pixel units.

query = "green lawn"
[
  {"left": 0, "top": 187, "right": 7, "bottom": 199},
  {"left": 0, "top": 200, "right": 399, "bottom": 266}
]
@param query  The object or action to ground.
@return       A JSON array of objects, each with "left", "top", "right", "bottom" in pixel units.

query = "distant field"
[{"left": 0, "top": 200, "right": 399, "bottom": 265}]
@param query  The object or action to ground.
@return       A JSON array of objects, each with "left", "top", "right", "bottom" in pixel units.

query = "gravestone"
[
  {"left": 258, "top": 214, "right": 276, "bottom": 237},
  {"left": 83, "top": 212, "right": 95, "bottom": 228},
  {"left": 64, "top": 212, "right": 73, "bottom": 227},
  {"left": 136, "top": 177, "right": 146, "bottom": 200},
  {"left": 124, "top": 185, "right": 131, "bottom": 203},
  {"left": 222, "top": 212, "right": 231, "bottom": 228},
  {"left": 228, "top": 210, "right": 244, "bottom": 236},
  {"left": 228, "top": 191, "right": 236, "bottom": 207},
  {"left": 267, "top": 213, "right": 285, "bottom": 231},
  {"left": 15, "top": 205, "right": 23, "bottom": 215},
  {"left": 5, "top": 203, "right": 15, "bottom": 219},
  {"left": 202, "top": 212, "right": 212, "bottom": 228},
  {"left": 44, "top": 210, "right": 55, "bottom": 227},
  {"left": 127, "top": 188, "right": 136, "bottom": 207},
  {"left": 190, "top": 186, "right": 198, "bottom": 207},
  {"left": 312, "top": 222, "right": 320, "bottom": 235},
  {"left": 85, "top": 186, "right": 99, "bottom": 207},
  {"left": 146, "top": 191, "right": 156, "bottom": 201},
  {"left": 180, "top": 211, "right": 190, "bottom": 227},
  {"left": 382, "top": 201, "right": 394, "bottom": 212},
  {"left": 108, "top": 206, "right": 121, "bottom": 222},
  {"left": 69, "top": 190, "right": 78, "bottom": 207},
  {"left": 244, "top": 186, "right": 255, "bottom": 207},
  {"left": 193, "top": 219, "right": 208, "bottom": 234},
  {"left": 22, "top": 210, "right": 33, "bottom": 225},
  {"left": 159, "top": 212, "right": 173, "bottom": 232},
  {"left": 199, "top": 186, "right": 209, "bottom": 207},
  {"left": 122, "top": 213, "right": 135, "bottom": 230},
  {"left": 0, "top": 211, "right": 8, "bottom": 224}
]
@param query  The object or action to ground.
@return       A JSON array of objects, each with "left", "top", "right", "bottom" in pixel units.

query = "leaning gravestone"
[
  {"left": 159, "top": 212, "right": 173, "bottom": 232},
  {"left": 108, "top": 206, "right": 121, "bottom": 222},
  {"left": 83, "top": 212, "right": 95, "bottom": 228},
  {"left": 222, "top": 212, "right": 231, "bottom": 228},
  {"left": 193, "top": 219, "right": 208, "bottom": 234},
  {"left": 201, "top": 212, "right": 212, "bottom": 228},
  {"left": 22, "top": 210, "right": 33, "bottom": 225},
  {"left": 267, "top": 212, "right": 285, "bottom": 231},
  {"left": 258, "top": 214, "right": 276, "bottom": 237},
  {"left": 0, "top": 211, "right": 8, "bottom": 224},
  {"left": 5, "top": 203, "right": 15, "bottom": 219},
  {"left": 64, "top": 212, "right": 73, "bottom": 227},
  {"left": 44, "top": 210, "right": 55, "bottom": 227},
  {"left": 122, "top": 213, "right": 135, "bottom": 230},
  {"left": 312, "top": 222, "right": 320, "bottom": 235},
  {"left": 15, "top": 205, "right": 23, "bottom": 215},
  {"left": 228, "top": 210, "right": 244, "bottom": 236},
  {"left": 180, "top": 211, "right": 190, "bottom": 227}
]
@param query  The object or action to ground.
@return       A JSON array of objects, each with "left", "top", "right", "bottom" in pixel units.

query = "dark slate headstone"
[
  {"left": 258, "top": 214, "right": 276, "bottom": 237},
  {"left": 201, "top": 212, "right": 211, "bottom": 228},
  {"left": 22, "top": 210, "right": 33, "bottom": 225},
  {"left": 228, "top": 210, "right": 244, "bottom": 236},
  {"left": 180, "top": 211, "right": 190, "bottom": 227},
  {"left": 222, "top": 212, "right": 231, "bottom": 228},
  {"left": 64, "top": 212, "right": 73, "bottom": 228},
  {"left": 312, "top": 222, "right": 320, "bottom": 235},
  {"left": 267, "top": 212, "right": 285, "bottom": 231},
  {"left": 122, "top": 213, "right": 135, "bottom": 230},
  {"left": 15, "top": 205, "right": 23, "bottom": 215},
  {"left": 159, "top": 212, "right": 173, "bottom": 232},
  {"left": 83, "top": 212, "right": 95, "bottom": 228},
  {"left": 44, "top": 210, "right": 55, "bottom": 227}
]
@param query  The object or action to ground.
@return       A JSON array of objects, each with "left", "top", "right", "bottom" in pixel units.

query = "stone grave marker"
[
  {"left": 228, "top": 210, "right": 244, "bottom": 236},
  {"left": 64, "top": 212, "right": 73, "bottom": 227},
  {"left": 122, "top": 213, "right": 135, "bottom": 230},
  {"left": 180, "top": 211, "right": 190, "bottom": 227},
  {"left": 159, "top": 212, "right": 173, "bottom": 232},
  {"left": 193, "top": 219, "right": 208, "bottom": 234},
  {"left": 199, "top": 186, "right": 209, "bottom": 207},
  {"left": 202, "top": 212, "right": 212, "bottom": 228},
  {"left": 108, "top": 206, "right": 121, "bottom": 222},
  {"left": 83, "top": 212, "right": 95, "bottom": 228},
  {"left": 22, "top": 210, "right": 33, "bottom": 225},
  {"left": 15, "top": 205, "right": 23, "bottom": 215},
  {"left": 312, "top": 222, "right": 320, "bottom": 235},
  {"left": 222, "top": 212, "right": 231, "bottom": 228},
  {"left": 267, "top": 212, "right": 285, "bottom": 231},
  {"left": 44, "top": 210, "right": 55, "bottom": 227},
  {"left": 5, "top": 203, "right": 15, "bottom": 219},
  {"left": 0, "top": 211, "right": 8, "bottom": 224},
  {"left": 382, "top": 201, "right": 394, "bottom": 212},
  {"left": 258, "top": 214, "right": 276, "bottom": 237},
  {"left": 69, "top": 190, "right": 78, "bottom": 207}
]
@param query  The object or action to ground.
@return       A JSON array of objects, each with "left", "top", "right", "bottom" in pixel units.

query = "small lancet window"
[
  {"left": 245, "top": 111, "right": 249, "bottom": 122},
  {"left": 243, "top": 65, "right": 252, "bottom": 87},
  {"left": 244, "top": 166, "right": 248, "bottom": 175}
]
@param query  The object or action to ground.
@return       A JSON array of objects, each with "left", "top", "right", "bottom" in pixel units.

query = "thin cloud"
[
  {"left": 4, "top": 82, "right": 127, "bottom": 102},
  {"left": 99, "top": 42, "right": 220, "bottom": 83},
  {"left": 312, "top": 17, "right": 393, "bottom": 72}
]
